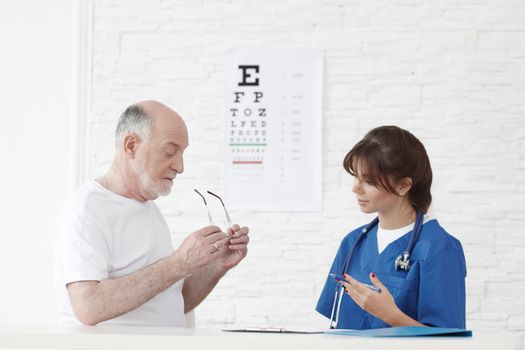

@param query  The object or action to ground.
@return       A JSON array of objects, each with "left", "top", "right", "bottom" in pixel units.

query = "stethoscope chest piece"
[{"left": 395, "top": 251, "right": 411, "bottom": 271}]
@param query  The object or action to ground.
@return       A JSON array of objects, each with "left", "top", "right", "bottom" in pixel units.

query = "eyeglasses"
[{"left": 194, "top": 189, "right": 233, "bottom": 230}]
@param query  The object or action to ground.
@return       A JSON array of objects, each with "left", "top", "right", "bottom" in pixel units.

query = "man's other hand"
[
  {"left": 174, "top": 226, "right": 230, "bottom": 274},
  {"left": 220, "top": 224, "right": 249, "bottom": 270}
]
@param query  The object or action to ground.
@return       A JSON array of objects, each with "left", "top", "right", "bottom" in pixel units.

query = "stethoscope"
[{"left": 329, "top": 210, "right": 424, "bottom": 329}]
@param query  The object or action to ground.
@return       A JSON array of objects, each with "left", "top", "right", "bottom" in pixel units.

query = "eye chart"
[{"left": 224, "top": 48, "right": 323, "bottom": 211}]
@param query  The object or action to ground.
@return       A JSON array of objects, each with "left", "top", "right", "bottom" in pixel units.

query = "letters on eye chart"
[
  {"left": 224, "top": 48, "right": 323, "bottom": 211},
  {"left": 229, "top": 67, "right": 267, "bottom": 145}
]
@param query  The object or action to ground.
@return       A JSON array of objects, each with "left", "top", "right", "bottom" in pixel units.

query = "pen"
[{"left": 329, "top": 273, "right": 381, "bottom": 293}]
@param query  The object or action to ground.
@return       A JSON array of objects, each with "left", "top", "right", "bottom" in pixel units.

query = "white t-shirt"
[
  {"left": 377, "top": 214, "right": 434, "bottom": 254},
  {"left": 54, "top": 180, "right": 186, "bottom": 326}
]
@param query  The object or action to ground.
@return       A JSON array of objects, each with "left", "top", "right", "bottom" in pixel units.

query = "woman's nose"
[{"left": 352, "top": 179, "right": 362, "bottom": 194}]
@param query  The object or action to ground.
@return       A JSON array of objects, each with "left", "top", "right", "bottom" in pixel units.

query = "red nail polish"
[{"left": 371, "top": 272, "right": 376, "bottom": 278}]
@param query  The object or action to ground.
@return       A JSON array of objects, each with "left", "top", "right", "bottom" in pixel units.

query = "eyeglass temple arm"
[
  {"left": 206, "top": 190, "right": 233, "bottom": 229},
  {"left": 194, "top": 189, "right": 215, "bottom": 226}
]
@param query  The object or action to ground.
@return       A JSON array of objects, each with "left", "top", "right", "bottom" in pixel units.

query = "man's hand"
[
  {"left": 220, "top": 224, "right": 249, "bottom": 270},
  {"left": 172, "top": 225, "right": 230, "bottom": 275},
  {"left": 181, "top": 224, "right": 249, "bottom": 313}
]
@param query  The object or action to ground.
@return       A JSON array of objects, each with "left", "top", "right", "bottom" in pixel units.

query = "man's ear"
[
  {"left": 123, "top": 134, "right": 140, "bottom": 158},
  {"left": 397, "top": 177, "right": 413, "bottom": 196}
]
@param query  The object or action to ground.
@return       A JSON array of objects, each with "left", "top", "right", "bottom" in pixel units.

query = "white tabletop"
[{"left": 0, "top": 325, "right": 517, "bottom": 350}]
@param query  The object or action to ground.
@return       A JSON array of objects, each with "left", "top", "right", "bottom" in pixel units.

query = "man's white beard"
[{"left": 131, "top": 160, "right": 172, "bottom": 198}]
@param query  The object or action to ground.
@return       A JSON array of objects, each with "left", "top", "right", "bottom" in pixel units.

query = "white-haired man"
[{"left": 54, "top": 100, "right": 249, "bottom": 326}]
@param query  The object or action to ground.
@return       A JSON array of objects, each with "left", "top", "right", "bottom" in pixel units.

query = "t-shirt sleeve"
[
  {"left": 418, "top": 245, "right": 467, "bottom": 328},
  {"left": 56, "top": 214, "right": 111, "bottom": 285}
]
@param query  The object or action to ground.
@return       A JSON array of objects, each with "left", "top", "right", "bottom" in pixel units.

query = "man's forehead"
[
  {"left": 164, "top": 138, "right": 188, "bottom": 149},
  {"left": 154, "top": 122, "right": 189, "bottom": 147}
]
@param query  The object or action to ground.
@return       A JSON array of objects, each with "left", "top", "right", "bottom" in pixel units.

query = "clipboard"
[
  {"left": 325, "top": 326, "right": 472, "bottom": 337},
  {"left": 223, "top": 327, "right": 324, "bottom": 334}
]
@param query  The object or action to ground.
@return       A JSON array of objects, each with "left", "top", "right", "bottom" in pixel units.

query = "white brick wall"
[{"left": 82, "top": 0, "right": 525, "bottom": 346}]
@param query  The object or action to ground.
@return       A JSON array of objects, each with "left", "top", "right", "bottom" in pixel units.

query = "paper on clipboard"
[{"left": 223, "top": 327, "right": 324, "bottom": 334}]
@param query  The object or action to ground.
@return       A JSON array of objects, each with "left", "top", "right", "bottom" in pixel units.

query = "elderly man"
[{"left": 54, "top": 100, "right": 249, "bottom": 326}]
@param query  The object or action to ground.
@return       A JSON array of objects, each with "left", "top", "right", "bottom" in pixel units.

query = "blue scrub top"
[{"left": 316, "top": 219, "right": 466, "bottom": 329}]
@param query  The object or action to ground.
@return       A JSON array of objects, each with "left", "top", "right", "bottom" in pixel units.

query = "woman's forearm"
[{"left": 385, "top": 308, "right": 426, "bottom": 327}]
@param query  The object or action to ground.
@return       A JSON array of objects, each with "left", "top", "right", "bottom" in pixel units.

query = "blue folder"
[{"left": 326, "top": 326, "right": 472, "bottom": 337}]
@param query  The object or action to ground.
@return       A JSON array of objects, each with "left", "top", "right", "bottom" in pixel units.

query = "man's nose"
[{"left": 172, "top": 155, "right": 184, "bottom": 174}]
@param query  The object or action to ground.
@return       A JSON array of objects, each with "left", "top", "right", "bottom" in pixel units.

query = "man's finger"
[
  {"left": 228, "top": 244, "right": 248, "bottom": 251},
  {"left": 227, "top": 224, "right": 240, "bottom": 236},
  {"left": 217, "top": 235, "right": 232, "bottom": 247},
  {"left": 230, "top": 226, "right": 249, "bottom": 237},
  {"left": 229, "top": 235, "right": 249, "bottom": 245},
  {"left": 204, "top": 231, "right": 228, "bottom": 244},
  {"left": 208, "top": 235, "right": 231, "bottom": 254},
  {"left": 198, "top": 225, "right": 222, "bottom": 237}
]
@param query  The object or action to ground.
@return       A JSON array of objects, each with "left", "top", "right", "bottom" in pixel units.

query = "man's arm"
[
  {"left": 182, "top": 260, "right": 226, "bottom": 314},
  {"left": 67, "top": 253, "right": 185, "bottom": 326},
  {"left": 67, "top": 226, "right": 229, "bottom": 326},
  {"left": 182, "top": 225, "right": 249, "bottom": 313}
]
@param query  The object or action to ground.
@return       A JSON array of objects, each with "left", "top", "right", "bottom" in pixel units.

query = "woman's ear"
[{"left": 397, "top": 177, "right": 413, "bottom": 196}]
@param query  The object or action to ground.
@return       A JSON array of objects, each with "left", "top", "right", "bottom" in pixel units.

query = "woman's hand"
[{"left": 339, "top": 272, "right": 424, "bottom": 326}]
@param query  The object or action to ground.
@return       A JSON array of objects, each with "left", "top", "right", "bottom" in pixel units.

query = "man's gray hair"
[{"left": 115, "top": 104, "right": 153, "bottom": 147}]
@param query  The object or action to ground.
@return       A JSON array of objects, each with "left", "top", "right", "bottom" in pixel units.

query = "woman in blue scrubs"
[{"left": 317, "top": 126, "right": 466, "bottom": 329}]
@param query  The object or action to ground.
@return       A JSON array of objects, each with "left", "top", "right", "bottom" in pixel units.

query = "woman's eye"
[{"left": 362, "top": 178, "right": 372, "bottom": 185}]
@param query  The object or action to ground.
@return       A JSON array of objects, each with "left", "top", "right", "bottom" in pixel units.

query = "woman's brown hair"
[{"left": 343, "top": 126, "right": 433, "bottom": 213}]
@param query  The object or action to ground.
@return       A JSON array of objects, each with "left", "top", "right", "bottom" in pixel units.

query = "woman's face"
[
  {"left": 351, "top": 162, "right": 411, "bottom": 216},
  {"left": 352, "top": 176, "right": 401, "bottom": 214}
]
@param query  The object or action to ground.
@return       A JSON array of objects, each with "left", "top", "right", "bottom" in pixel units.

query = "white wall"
[
  {"left": 2, "top": 0, "right": 525, "bottom": 347},
  {"left": 83, "top": 0, "right": 525, "bottom": 344},
  {"left": 0, "top": 0, "right": 73, "bottom": 324}
]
